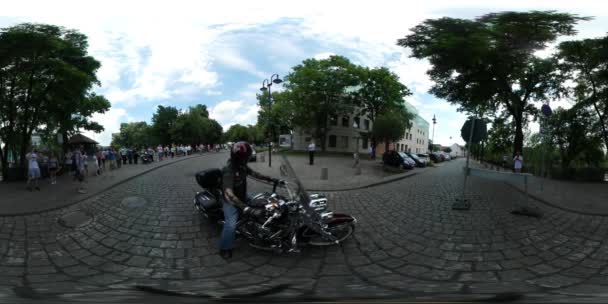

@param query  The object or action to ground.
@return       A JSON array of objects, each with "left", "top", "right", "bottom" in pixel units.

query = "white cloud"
[
  {"left": 209, "top": 100, "right": 260, "bottom": 130},
  {"left": 313, "top": 52, "right": 335, "bottom": 60},
  {"left": 82, "top": 107, "right": 129, "bottom": 146}
]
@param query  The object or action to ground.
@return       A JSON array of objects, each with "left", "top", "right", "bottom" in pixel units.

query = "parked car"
[
  {"left": 398, "top": 152, "right": 417, "bottom": 169},
  {"left": 429, "top": 152, "right": 443, "bottom": 163},
  {"left": 383, "top": 150, "right": 414, "bottom": 170},
  {"left": 440, "top": 152, "right": 451, "bottom": 161},
  {"left": 405, "top": 152, "right": 427, "bottom": 167},
  {"left": 417, "top": 153, "right": 430, "bottom": 163}
]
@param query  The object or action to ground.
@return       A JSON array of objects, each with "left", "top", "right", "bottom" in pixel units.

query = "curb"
[
  {"left": 505, "top": 182, "right": 608, "bottom": 217},
  {"left": 306, "top": 171, "right": 420, "bottom": 192},
  {"left": 0, "top": 154, "right": 208, "bottom": 217}
]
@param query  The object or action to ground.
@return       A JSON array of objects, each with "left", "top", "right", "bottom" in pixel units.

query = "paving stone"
[
  {"left": 527, "top": 274, "right": 584, "bottom": 288},
  {"left": 457, "top": 271, "right": 498, "bottom": 282}
]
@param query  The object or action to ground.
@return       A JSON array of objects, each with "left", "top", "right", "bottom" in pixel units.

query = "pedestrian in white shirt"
[
  {"left": 513, "top": 151, "right": 523, "bottom": 173},
  {"left": 308, "top": 140, "right": 316, "bottom": 165},
  {"left": 26, "top": 148, "right": 41, "bottom": 191}
]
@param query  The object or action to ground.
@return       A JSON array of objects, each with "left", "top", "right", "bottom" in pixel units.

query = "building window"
[
  {"left": 362, "top": 138, "right": 368, "bottom": 149},
  {"left": 401, "top": 144, "right": 405, "bottom": 151},
  {"left": 329, "top": 135, "right": 337, "bottom": 148},
  {"left": 340, "top": 136, "right": 348, "bottom": 148},
  {"left": 353, "top": 116, "right": 360, "bottom": 128},
  {"left": 330, "top": 115, "right": 338, "bottom": 126},
  {"left": 342, "top": 116, "right": 350, "bottom": 127},
  {"left": 405, "top": 145, "right": 408, "bottom": 152},
  {"left": 364, "top": 119, "right": 370, "bottom": 130}
]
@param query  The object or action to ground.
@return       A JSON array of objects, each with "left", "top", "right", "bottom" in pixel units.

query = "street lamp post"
[
  {"left": 431, "top": 114, "right": 437, "bottom": 152},
  {"left": 260, "top": 74, "right": 283, "bottom": 167}
]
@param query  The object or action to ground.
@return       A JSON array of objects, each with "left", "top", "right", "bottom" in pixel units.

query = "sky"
[{"left": 1, "top": 0, "right": 607, "bottom": 146}]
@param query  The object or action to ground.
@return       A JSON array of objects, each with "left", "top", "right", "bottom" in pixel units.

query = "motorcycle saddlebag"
[
  {"left": 195, "top": 190, "right": 221, "bottom": 210},
  {"left": 196, "top": 168, "right": 223, "bottom": 189}
]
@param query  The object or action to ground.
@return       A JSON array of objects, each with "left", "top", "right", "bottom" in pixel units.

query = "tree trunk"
[
  {"left": 591, "top": 102, "right": 608, "bottom": 152},
  {"left": 0, "top": 145, "right": 7, "bottom": 182},
  {"left": 513, "top": 112, "right": 524, "bottom": 157}
]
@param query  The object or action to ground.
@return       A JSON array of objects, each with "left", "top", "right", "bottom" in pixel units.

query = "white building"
[
  {"left": 450, "top": 143, "right": 465, "bottom": 157},
  {"left": 391, "top": 102, "right": 430, "bottom": 155},
  {"left": 292, "top": 101, "right": 430, "bottom": 155}
]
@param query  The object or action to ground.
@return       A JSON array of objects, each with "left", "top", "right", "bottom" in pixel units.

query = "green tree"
[
  {"left": 256, "top": 90, "right": 294, "bottom": 143},
  {"left": 398, "top": 11, "right": 589, "bottom": 156},
  {"left": 224, "top": 124, "right": 250, "bottom": 143},
  {"left": 151, "top": 105, "right": 179, "bottom": 145},
  {"left": 372, "top": 107, "right": 412, "bottom": 152},
  {"left": 443, "top": 147, "right": 452, "bottom": 153},
  {"left": 0, "top": 23, "right": 108, "bottom": 178},
  {"left": 546, "top": 107, "right": 603, "bottom": 168},
  {"left": 350, "top": 67, "right": 412, "bottom": 159},
  {"left": 111, "top": 122, "right": 152, "bottom": 148},
  {"left": 284, "top": 55, "right": 360, "bottom": 151},
  {"left": 556, "top": 36, "right": 608, "bottom": 152},
  {"left": 168, "top": 105, "right": 223, "bottom": 146}
]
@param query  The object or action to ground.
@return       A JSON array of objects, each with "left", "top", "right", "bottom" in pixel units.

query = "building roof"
[{"left": 68, "top": 134, "right": 99, "bottom": 145}]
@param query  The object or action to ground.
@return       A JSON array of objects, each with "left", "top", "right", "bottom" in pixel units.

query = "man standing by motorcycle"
[{"left": 220, "top": 141, "right": 282, "bottom": 259}]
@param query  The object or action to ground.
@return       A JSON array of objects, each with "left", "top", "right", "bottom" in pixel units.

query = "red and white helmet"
[{"left": 230, "top": 141, "right": 252, "bottom": 165}]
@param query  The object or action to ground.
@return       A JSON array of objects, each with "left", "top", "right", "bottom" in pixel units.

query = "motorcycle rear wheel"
[{"left": 307, "top": 222, "right": 355, "bottom": 246}]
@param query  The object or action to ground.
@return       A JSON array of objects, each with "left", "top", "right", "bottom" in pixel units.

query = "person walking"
[
  {"left": 48, "top": 153, "right": 59, "bottom": 184},
  {"left": 121, "top": 148, "right": 127, "bottom": 165},
  {"left": 368, "top": 146, "right": 373, "bottom": 160},
  {"left": 26, "top": 148, "right": 41, "bottom": 191},
  {"left": 157, "top": 145, "right": 163, "bottom": 161},
  {"left": 101, "top": 149, "right": 107, "bottom": 170},
  {"left": 513, "top": 151, "right": 523, "bottom": 173},
  {"left": 116, "top": 149, "right": 122, "bottom": 168},
  {"left": 502, "top": 155, "right": 508, "bottom": 169},
  {"left": 127, "top": 148, "right": 133, "bottom": 164},
  {"left": 133, "top": 148, "right": 139, "bottom": 164},
  {"left": 73, "top": 147, "right": 87, "bottom": 194},
  {"left": 307, "top": 140, "right": 316, "bottom": 165}
]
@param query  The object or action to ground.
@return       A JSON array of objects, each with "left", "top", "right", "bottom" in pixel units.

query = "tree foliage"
[
  {"left": 151, "top": 105, "right": 179, "bottom": 145},
  {"left": 0, "top": 23, "right": 109, "bottom": 179},
  {"left": 372, "top": 107, "right": 412, "bottom": 151},
  {"left": 546, "top": 107, "right": 604, "bottom": 168},
  {"left": 284, "top": 55, "right": 360, "bottom": 151},
  {"left": 256, "top": 90, "right": 293, "bottom": 142},
  {"left": 111, "top": 122, "right": 152, "bottom": 148},
  {"left": 399, "top": 11, "right": 589, "bottom": 155},
  {"left": 350, "top": 67, "right": 412, "bottom": 158},
  {"left": 556, "top": 36, "right": 608, "bottom": 152},
  {"left": 169, "top": 105, "right": 222, "bottom": 146}
]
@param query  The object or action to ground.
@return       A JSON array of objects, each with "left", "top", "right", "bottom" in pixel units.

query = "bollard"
[{"left": 321, "top": 168, "right": 328, "bottom": 180}]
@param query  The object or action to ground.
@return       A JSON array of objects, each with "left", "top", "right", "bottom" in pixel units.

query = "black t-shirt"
[
  {"left": 222, "top": 160, "right": 252, "bottom": 203},
  {"left": 222, "top": 160, "right": 274, "bottom": 203}
]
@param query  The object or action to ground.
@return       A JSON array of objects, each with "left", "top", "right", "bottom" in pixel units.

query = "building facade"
[
  {"left": 375, "top": 102, "right": 430, "bottom": 155},
  {"left": 292, "top": 110, "right": 373, "bottom": 153},
  {"left": 292, "top": 102, "right": 430, "bottom": 155}
]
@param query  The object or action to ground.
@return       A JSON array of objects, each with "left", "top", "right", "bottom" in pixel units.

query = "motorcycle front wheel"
[{"left": 307, "top": 222, "right": 355, "bottom": 246}]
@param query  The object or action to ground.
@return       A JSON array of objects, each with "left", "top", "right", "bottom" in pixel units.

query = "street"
[{"left": 1, "top": 152, "right": 608, "bottom": 300}]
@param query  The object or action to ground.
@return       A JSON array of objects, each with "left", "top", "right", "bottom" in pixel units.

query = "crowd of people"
[{"left": 25, "top": 143, "right": 223, "bottom": 193}]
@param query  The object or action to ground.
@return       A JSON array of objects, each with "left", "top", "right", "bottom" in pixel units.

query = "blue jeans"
[{"left": 219, "top": 193, "right": 252, "bottom": 250}]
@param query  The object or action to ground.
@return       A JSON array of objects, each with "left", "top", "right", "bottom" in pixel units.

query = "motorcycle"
[{"left": 193, "top": 155, "right": 356, "bottom": 252}]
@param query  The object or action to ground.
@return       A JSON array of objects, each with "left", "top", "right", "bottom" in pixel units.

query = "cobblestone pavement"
[{"left": 2, "top": 152, "right": 608, "bottom": 301}]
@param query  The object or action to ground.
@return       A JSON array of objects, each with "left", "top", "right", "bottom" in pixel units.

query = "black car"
[
  {"left": 405, "top": 152, "right": 427, "bottom": 167},
  {"left": 429, "top": 152, "right": 443, "bottom": 163},
  {"left": 383, "top": 150, "right": 415, "bottom": 170}
]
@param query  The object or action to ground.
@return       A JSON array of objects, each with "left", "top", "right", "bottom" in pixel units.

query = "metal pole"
[
  {"left": 268, "top": 84, "right": 272, "bottom": 168},
  {"left": 454, "top": 117, "right": 475, "bottom": 210},
  {"left": 431, "top": 124, "right": 435, "bottom": 152}
]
